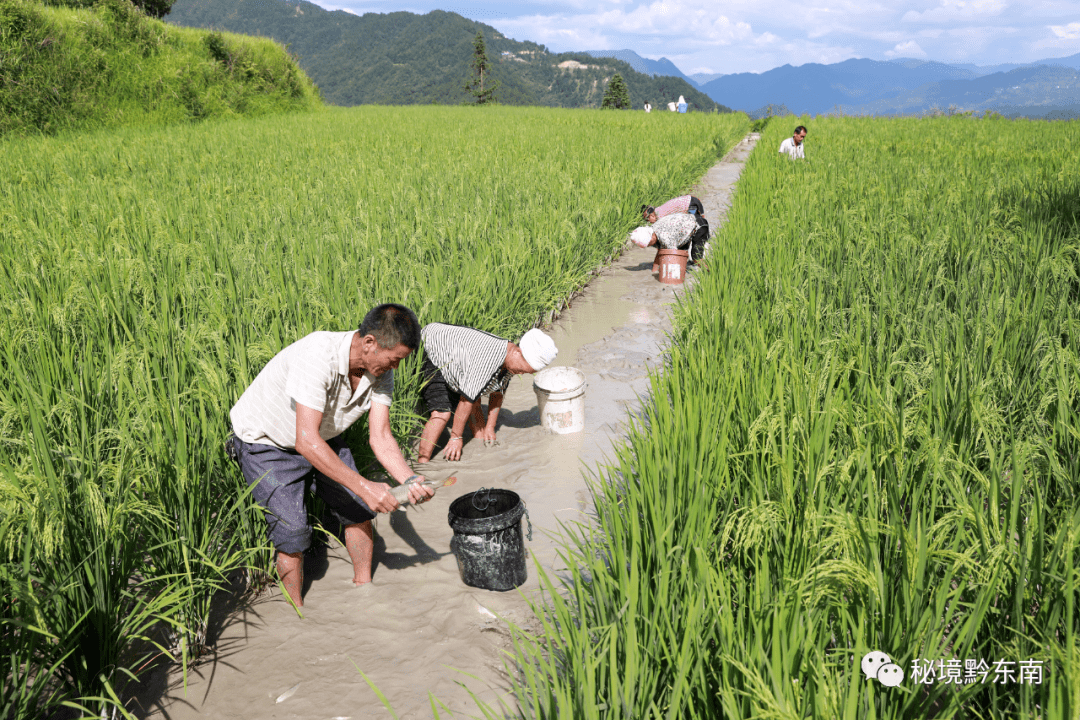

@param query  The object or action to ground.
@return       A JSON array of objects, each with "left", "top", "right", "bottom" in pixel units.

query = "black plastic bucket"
[{"left": 448, "top": 488, "right": 531, "bottom": 591}]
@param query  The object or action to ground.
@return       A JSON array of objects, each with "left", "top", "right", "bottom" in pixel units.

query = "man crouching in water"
[
  {"left": 227, "top": 304, "right": 434, "bottom": 607},
  {"left": 416, "top": 324, "right": 558, "bottom": 462}
]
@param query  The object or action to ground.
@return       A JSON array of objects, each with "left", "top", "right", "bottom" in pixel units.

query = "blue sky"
[{"left": 313, "top": 0, "right": 1080, "bottom": 75}]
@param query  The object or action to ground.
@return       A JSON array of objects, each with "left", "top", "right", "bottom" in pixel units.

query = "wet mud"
[{"left": 141, "top": 133, "right": 760, "bottom": 720}]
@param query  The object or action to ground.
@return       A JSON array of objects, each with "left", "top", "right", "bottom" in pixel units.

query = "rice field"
[
  {"left": 505, "top": 115, "right": 1080, "bottom": 718},
  {"left": 0, "top": 105, "right": 748, "bottom": 718}
]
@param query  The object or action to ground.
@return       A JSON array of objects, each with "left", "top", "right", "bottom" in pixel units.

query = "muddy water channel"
[{"left": 144, "top": 133, "right": 759, "bottom": 720}]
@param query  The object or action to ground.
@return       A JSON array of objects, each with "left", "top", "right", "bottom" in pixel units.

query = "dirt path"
[{"left": 141, "top": 133, "right": 760, "bottom": 720}]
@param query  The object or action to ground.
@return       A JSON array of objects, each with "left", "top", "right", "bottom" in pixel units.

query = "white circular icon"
[
  {"left": 877, "top": 663, "right": 905, "bottom": 687},
  {"left": 861, "top": 650, "right": 892, "bottom": 679}
]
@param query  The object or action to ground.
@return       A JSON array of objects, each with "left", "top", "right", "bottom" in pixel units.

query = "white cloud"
[
  {"left": 902, "top": 0, "right": 1008, "bottom": 23},
  {"left": 495, "top": 1, "right": 759, "bottom": 54},
  {"left": 592, "top": 2, "right": 756, "bottom": 45},
  {"left": 900, "top": 23, "right": 1019, "bottom": 61},
  {"left": 318, "top": 3, "right": 360, "bottom": 13},
  {"left": 885, "top": 40, "right": 928, "bottom": 57},
  {"left": 1049, "top": 21, "right": 1080, "bottom": 38}
]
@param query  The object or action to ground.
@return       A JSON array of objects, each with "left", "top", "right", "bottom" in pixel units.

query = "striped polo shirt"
[
  {"left": 230, "top": 330, "right": 393, "bottom": 450},
  {"left": 421, "top": 323, "right": 511, "bottom": 402}
]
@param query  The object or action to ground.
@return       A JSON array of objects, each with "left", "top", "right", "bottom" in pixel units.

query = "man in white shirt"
[
  {"left": 779, "top": 125, "right": 807, "bottom": 159},
  {"left": 228, "top": 303, "right": 433, "bottom": 607}
]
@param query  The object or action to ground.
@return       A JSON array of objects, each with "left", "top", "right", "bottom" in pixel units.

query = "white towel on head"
[
  {"left": 630, "top": 227, "right": 654, "bottom": 248},
  {"left": 519, "top": 329, "right": 558, "bottom": 371}
]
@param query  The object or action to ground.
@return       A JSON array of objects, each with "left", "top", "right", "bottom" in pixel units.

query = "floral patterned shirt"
[{"left": 652, "top": 213, "right": 698, "bottom": 249}]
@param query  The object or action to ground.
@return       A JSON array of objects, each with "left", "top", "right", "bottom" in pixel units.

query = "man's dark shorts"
[
  {"left": 419, "top": 356, "right": 461, "bottom": 414},
  {"left": 232, "top": 435, "right": 375, "bottom": 554}
]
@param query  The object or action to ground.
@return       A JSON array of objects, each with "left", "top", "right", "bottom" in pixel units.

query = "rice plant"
[{"left": 505, "top": 115, "right": 1080, "bottom": 718}]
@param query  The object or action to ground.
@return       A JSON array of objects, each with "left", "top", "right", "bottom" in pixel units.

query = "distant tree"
[
  {"left": 45, "top": 0, "right": 175, "bottom": 18},
  {"left": 601, "top": 73, "right": 631, "bottom": 109},
  {"left": 134, "top": 0, "right": 175, "bottom": 19},
  {"left": 465, "top": 31, "right": 498, "bottom": 104}
]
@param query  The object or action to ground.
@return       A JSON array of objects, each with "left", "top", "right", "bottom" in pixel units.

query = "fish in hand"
[{"left": 390, "top": 475, "right": 458, "bottom": 507}]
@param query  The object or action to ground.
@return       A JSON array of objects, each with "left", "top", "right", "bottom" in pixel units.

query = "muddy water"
[{"left": 142, "top": 133, "right": 759, "bottom": 720}]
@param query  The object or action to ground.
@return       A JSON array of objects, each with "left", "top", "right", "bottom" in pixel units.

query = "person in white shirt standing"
[
  {"left": 227, "top": 303, "right": 433, "bottom": 608},
  {"left": 779, "top": 125, "right": 807, "bottom": 159}
]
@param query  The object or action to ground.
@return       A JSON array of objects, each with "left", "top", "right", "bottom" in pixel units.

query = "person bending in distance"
[
  {"left": 226, "top": 304, "right": 434, "bottom": 608},
  {"left": 630, "top": 212, "right": 705, "bottom": 264},
  {"left": 641, "top": 196, "right": 710, "bottom": 262},
  {"left": 417, "top": 324, "right": 558, "bottom": 463}
]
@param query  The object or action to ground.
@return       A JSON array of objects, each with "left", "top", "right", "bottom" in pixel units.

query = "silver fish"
[
  {"left": 391, "top": 475, "right": 458, "bottom": 507},
  {"left": 275, "top": 682, "right": 300, "bottom": 703}
]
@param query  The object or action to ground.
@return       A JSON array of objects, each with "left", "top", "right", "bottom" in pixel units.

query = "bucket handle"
[
  {"left": 472, "top": 486, "right": 494, "bottom": 512},
  {"left": 523, "top": 503, "right": 532, "bottom": 542}
]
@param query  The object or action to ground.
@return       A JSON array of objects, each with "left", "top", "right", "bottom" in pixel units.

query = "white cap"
[
  {"left": 630, "top": 227, "right": 654, "bottom": 248},
  {"left": 518, "top": 329, "right": 558, "bottom": 371}
]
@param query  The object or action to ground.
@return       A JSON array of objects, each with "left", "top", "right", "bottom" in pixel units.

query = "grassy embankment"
[
  {"left": 0, "top": 106, "right": 749, "bottom": 718},
  {"left": 0, "top": 0, "right": 321, "bottom": 136},
  {"left": 506, "top": 116, "right": 1080, "bottom": 718}
]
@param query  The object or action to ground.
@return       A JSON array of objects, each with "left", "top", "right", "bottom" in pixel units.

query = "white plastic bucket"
[{"left": 533, "top": 366, "right": 587, "bottom": 434}]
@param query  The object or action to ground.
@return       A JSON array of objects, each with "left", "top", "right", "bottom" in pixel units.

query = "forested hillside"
[{"left": 167, "top": 0, "right": 728, "bottom": 110}]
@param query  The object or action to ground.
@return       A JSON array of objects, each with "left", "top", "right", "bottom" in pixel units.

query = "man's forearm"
[
  {"left": 486, "top": 392, "right": 504, "bottom": 432},
  {"left": 369, "top": 426, "right": 415, "bottom": 483},
  {"left": 452, "top": 398, "right": 476, "bottom": 438},
  {"left": 296, "top": 432, "right": 369, "bottom": 496}
]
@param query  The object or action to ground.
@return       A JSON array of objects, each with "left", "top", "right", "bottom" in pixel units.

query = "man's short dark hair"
[
  {"left": 794, "top": 125, "right": 807, "bottom": 135},
  {"left": 640, "top": 204, "right": 655, "bottom": 218},
  {"left": 359, "top": 304, "right": 421, "bottom": 350}
]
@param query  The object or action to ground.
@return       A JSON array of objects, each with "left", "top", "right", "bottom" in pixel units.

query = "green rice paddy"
[
  {"left": 506, "top": 115, "right": 1080, "bottom": 718},
  {"left": 3, "top": 104, "right": 1079, "bottom": 719},
  {"left": 0, "top": 105, "right": 746, "bottom": 718}
]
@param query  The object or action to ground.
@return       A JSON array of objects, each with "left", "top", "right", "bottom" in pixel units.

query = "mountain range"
[
  {"left": 582, "top": 50, "right": 718, "bottom": 89},
  {"left": 166, "top": 0, "right": 723, "bottom": 110},
  {"left": 584, "top": 50, "right": 697, "bottom": 86},
  {"left": 585, "top": 47, "right": 1080, "bottom": 118},
  {"left": 699, "top": 54, "right": 1080, "bottom": 117}
]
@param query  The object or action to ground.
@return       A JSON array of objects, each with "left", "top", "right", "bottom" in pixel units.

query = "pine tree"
[
  {"left": 601, "top": 73, "right": 631, "bottom": 109},
  {"left": 465, "top": 31, "right": 499, "bottom": 104}
]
